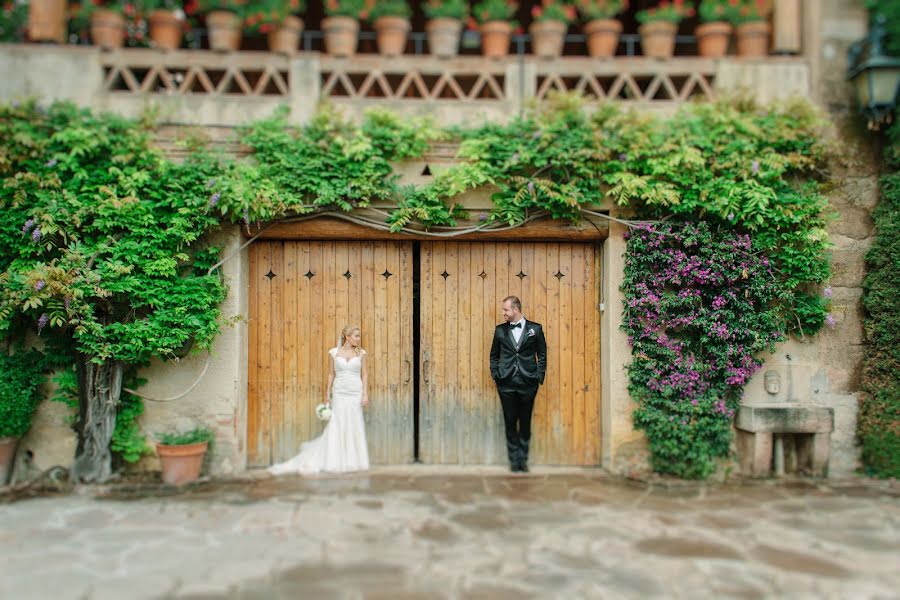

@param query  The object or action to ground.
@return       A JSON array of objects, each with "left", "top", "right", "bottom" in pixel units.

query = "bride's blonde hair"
[{"left": 339, "top": 324, "right": 364, "bottom": 356}]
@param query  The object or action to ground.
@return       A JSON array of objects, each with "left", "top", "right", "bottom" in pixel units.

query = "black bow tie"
[{"left": 510, "top": 322, "right": 522, "bottom": 329}]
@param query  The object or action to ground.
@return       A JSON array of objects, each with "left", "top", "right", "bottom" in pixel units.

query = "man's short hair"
[{"left": 503, "top": 296, "right": 522, "bottom": 311}]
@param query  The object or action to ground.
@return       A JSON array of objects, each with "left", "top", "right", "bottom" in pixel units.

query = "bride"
[{"left": 268, "top": 325, "right": 370, "bottom": 475}]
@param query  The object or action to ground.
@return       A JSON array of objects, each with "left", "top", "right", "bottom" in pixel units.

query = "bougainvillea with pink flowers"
[{"left": 623, "top": 221, "right": 785, "bottom": 478}]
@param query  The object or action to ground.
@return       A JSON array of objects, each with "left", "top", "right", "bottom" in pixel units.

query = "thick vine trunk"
[{"left": 72, "top": 355, "right": 123, "bottom": 483}]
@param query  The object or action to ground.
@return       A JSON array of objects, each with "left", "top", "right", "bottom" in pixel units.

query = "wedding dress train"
[{"left": 268, "top": 348, "right": 370, "bottom": 475}]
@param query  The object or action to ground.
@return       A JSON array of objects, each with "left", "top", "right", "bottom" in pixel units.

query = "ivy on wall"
[
  {"left": 1, "top": 95, "right": 834, "bottom": 480},
  {"left": 859, "top": 122, "right": 900, "bottom": 478},
  {"left": 0, "top": 102, "right": 227, "bottom": 478}
]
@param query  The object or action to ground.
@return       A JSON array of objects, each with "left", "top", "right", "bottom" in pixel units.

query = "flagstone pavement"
[{"left": 1, "top": 467, "right": 898, "bottom": 599}]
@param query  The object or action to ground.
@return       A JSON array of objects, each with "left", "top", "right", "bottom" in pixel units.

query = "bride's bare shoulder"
[{"left": 328, "top": 347, "right": 338, "bottom": 357}]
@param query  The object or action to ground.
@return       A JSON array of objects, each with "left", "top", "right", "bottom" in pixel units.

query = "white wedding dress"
[{"left": 268, "top": 348, "right": 370, "bottom": 475}]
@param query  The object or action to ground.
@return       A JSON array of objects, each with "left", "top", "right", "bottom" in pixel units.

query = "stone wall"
[
  {"left": 4, "top": 1, "right": 880, "bottom": 478},
  {"left": 738, "top": 0, "right": 875, "bottom": 477}
]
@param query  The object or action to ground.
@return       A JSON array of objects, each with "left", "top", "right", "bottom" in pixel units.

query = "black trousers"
[{"left": 497, "top": 375, "right": 538, "bottom": 461}]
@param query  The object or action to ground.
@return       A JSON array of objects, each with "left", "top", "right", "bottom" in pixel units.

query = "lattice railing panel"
[
  {"left": 100, "top": 50, "right": 291, "bottom": 97},
  {"left": 320, "top": 55, "right": 508, "bottom": 102},
  {"left": 534, "top": 58, "right": 718, "bottom": 104}
]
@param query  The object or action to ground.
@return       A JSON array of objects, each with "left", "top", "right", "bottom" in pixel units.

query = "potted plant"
[
  {"left": 198, "top": 0, "right": 247, "bottom": 51},
  {"left": 0, "top": 345, "right": 45, "bottom": 486},
  {"left": 732, "top": 0, "right": 771, "bottom": 57},
  {"left": 85, "top": 0, "right": 129, "bottom": 49},
  {"left": 530, "top": 1, "right": 575, "bottom": 59},
  {"left": 575, "top": 0, "right": 627, "bottom": 58},
  {"left": 2, "top": 0, "right": 29, "bottom": 42},
  {"left": 322, "top": 0, "right": 364, "bottom": 57},
  {"left": 696, "top": 0, "right": 737, "bottom": 57},
  {"left": 245, "top": 0, "right": 305, "bottom": 55},
  {"left": 423, "top": 0, "right": 467, "bottom": 58},
  {"left": 636, "top": 0, "right": 695, "bottom": 59},
  {"left": 367, "top": 0, "right": 411, "bottom": 57},
  {"left": 136, "top": 0, "right": 185, "bottom": 50},
  {"left": 156, "top": 426, "right": 214, "bottom": 485},
  {"left": 473, "top": 0, "right": 519, "bottom": 59},
  {"left": 27, "top": 0, "right": 67, "bottom": 43}
]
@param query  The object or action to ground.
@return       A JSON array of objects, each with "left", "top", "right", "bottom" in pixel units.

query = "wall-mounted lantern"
[{"left": 847, "top": 14, "right": 900, "bottom": 131}]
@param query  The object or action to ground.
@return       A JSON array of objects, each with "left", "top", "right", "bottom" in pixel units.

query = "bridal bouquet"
[{"left": 315, "top": 403, "right": 333, "bottom": 421}]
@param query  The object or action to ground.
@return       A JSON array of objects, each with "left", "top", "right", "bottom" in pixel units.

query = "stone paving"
[{"left": 1, "top": 467, "right": 899, "bottom": 599}]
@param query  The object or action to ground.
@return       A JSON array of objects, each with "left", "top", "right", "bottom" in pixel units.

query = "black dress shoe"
[{"left": 519, "top": 463, "right": 529, "bottom": 473}]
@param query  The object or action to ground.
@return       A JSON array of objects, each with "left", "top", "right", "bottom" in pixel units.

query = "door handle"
[
  {"left": 404, "top": 358, "right": 411, "bottom": 385},
  {"left": 423, "top": 350, "right": 430, "bottom": 385}
]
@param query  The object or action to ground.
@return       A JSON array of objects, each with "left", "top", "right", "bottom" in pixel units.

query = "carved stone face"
[{"left": 764, "top": 370, "right": 781, "bottom": 395}]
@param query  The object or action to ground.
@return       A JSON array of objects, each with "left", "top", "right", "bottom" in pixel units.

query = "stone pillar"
[
  {"left": 737, "top": 430, "right": 773, "bottom": 477},
  {"left": 772, "top": 0, "right": 802, "bottom": 55},
  {"left": 505, "top": 60, "right": 535, "bottom": 118}
]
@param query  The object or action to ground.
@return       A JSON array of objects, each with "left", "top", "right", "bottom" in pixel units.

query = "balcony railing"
[{"left": 1, "top": 42, "right": 811, "bottom": 127}]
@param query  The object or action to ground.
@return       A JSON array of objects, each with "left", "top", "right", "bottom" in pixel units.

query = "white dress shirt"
[{"left": 510, "top": 317, "right": 527, "bottom": 346}]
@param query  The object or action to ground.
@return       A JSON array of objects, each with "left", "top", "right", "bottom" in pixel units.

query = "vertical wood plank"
[
  {"left": 399, "top": 242, "right": 414, "bottom": 463},
  {"left": 419, "top": 243, "right": 434, "bottom": 463},
  {"left": 269, "top": 243, "right": 284, "bottom": 462},
  {"left": 571, "top": 243, "right": 587, "bottom": 464},
  {"left": 280, "top": 242, "right": 298, "bottom": 461},
  {"left": 586, "top": 243, "right": 601, "bottom": 464},
  {"left": 371, "top": 241, "right": 385, "bottom": 463},
  {"left": 545, "top": 243, "right": 561, "bottom": 464},
  {"left": 247, "top": 243, "right": 260, "bottom": 465},
  {"left": 531, "top": 243, "right": 549, "bottom": 464},
  {"left": 444, "top": 242, "right": 459, "bottom": 463}
]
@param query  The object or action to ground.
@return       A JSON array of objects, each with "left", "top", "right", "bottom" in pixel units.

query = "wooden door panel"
[
  {"left": 420, "top": 242, "right": 601, "bottom": 465},
  {"left": 248, "top": 241, "right": 414, "bottom": 467}
]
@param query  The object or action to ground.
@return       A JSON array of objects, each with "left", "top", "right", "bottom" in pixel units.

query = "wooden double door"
[{"left": 248, "top": 240, "right": 601, "bottom": 467}]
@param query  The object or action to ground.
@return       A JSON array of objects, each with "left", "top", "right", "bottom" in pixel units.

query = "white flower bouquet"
[{"left": 315, "top": 403, "right": 333, "bottom": 421}]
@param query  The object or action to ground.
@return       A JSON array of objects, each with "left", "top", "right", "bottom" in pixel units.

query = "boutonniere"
[{"left": 527, "top": 328, "right": 536, "bottom": 337}]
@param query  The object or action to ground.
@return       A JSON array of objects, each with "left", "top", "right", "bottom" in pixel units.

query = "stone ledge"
[{"left": 736, "top": 403, "right": 834, "bottom": 434}]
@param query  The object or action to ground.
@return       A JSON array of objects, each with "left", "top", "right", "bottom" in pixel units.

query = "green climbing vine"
[{"left": 1, "top": 94, "right": 835, "bottom": 480}]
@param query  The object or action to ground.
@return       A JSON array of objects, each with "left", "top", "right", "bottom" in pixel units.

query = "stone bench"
[{"left": 735, "top": 403, "right": 834, "bottom": 477}]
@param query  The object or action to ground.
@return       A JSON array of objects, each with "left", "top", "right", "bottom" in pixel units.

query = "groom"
[{"left": 489, "top": 296, "right": 547, "bottom": 473}]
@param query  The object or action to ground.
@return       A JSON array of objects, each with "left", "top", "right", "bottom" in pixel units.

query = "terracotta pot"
[
  {"left": 28, "top": 0, "right": 67, "bottom": 43},
  {"left": 322, "top": 16, "right": 359, "bottom": 57},
  {"left": 268, "top": 15, "right": 303, "bottom": 55},
  {"left": 207, "top": 10, "right": 242, "bottom": 52},
  {"left": 374, "top": 15, "right": 410, "bottom": 57},
  {"left": 90, "top": 9, "right": 126, "bottom": 49},
  {"left": 480, "top": 20, "right": 512, "bottom": 59},
  {"left": 695, "top": 21, "right": 732, "bottom": 58},
  {"left": 148, "top": 10, "right": 183, "bottom": 51},
  {"left": 529, "top": 20, "right": 567, "bottom": 58},
  {"left": 735, "top": 21, "right": 771, "bottom": 57},
  {"left": 426, "top": 17, "right": 462, "bottom": 58},
  {"left": 0, "top": 437, "right": 18, "bottom": 486},
  {"left": 584, "top": 18, "right": 621, "bottom": 58},
  {"left": 639, "top": 21, "right": 678, "bottom": 58},
  {"left": 157, "top": 441, "right": 208, "bottom": 486}
]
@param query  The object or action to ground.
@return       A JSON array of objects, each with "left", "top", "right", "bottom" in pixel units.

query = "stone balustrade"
[{"left": 1, "top": 44, "right": 811, "bottom": 127}]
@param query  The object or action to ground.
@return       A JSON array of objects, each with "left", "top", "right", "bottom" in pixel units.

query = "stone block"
[
  {"left": 736, "top": 429, "right": 772, "bottom": 477},
  {"left": 735, "top": 403, "right": 834, "bottom": 434}
]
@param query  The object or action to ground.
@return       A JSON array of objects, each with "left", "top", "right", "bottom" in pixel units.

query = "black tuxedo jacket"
[{"left": 490, "top": 320, "right": 547, "bottom": 386}]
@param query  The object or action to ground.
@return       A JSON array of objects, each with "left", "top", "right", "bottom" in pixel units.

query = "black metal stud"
[
  {"left": 516, "top": 270, "right": 527, "bottom": 280},
  {"left": 382, "top": 270, "right": 393, "bottom": 279},
  {"left": 343, "top": 270, "right": 352, "bottom": 279},
  {"left": 554, "top": 270, "right": 565, "bottom": 280},
  {"left": 440, "top": 270, "right": 450, "bottom": 280},
  {"left": 265, "top": 270, "right": 276, "bottom": 280},
  {"left": 478, "top": 270, "right": 488, "bottom": 279},
  {"left": 304, "top": 270, "right": 315, "bottom": 279},
  {"left": 421, "top": 164, "right": 432, "bottom": 176}
]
